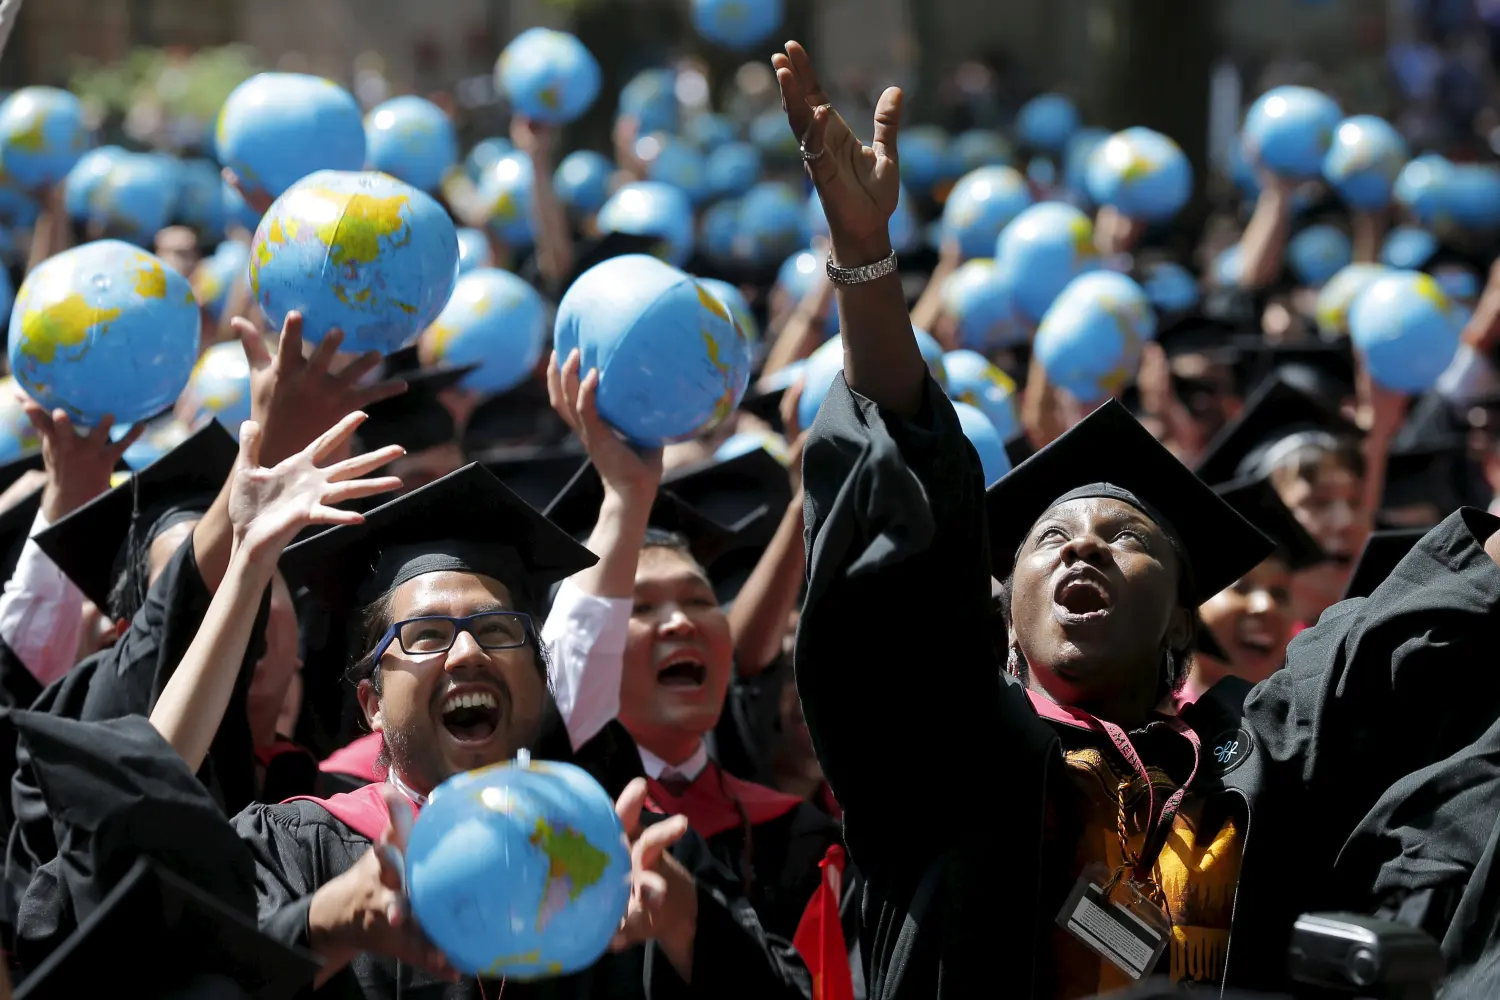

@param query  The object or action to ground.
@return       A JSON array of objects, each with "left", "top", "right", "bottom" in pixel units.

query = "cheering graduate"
[{"left": 777, "top": 38, "right": 1500, "bottom": 998}]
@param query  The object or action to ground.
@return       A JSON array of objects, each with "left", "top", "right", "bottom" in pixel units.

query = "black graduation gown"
[
  {"left": 708, "top": 655, "right": 789, "bottom": 789},
  {"left": 796, "top": 372, "right": 1500, "bottom": 998}
]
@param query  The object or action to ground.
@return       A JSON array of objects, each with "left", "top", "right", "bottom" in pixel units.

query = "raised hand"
[
  {"left": 609, "top": 778, "right": 696, "bottom": 975},
  {"left": 773, "top": 40, "right": 902, "bottom": 255},
  {"left": 19, "top": 398, "right": 145, "bottom": 523},
  {"left": 547, "top": 348, "right": 663, "bottom": 502},
  {"left": 510, "top": 115, "right": 557, "bottom": 165},
  {"left": 228, "top": 411, "right": 403, "bottom": 559},
  {"left": 230, "top": 311, "right": 407, "bottom": 468}
]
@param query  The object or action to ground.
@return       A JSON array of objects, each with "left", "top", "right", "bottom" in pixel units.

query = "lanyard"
[{"left": 1086, "top": 714, "right": 1201, "bottom": 889}]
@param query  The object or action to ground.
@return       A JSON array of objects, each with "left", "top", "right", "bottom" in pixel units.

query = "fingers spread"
[
  {"left": 234, "top": 318, "right": 274, "bottom": 368},
  {"left": 321, "top": 476, "right": 403, "bottom": 505},
  {"left": 327, "top": 446, "right": 404, "bottom": 482},
  {"left": 274, "top": 312, "right": 305, "bottom": 372},
  {"left": 308, "top": 411, "right": 367, "bottom": 463},
  {"left": 333, "top": 350, "right": 384, "bottom": 389},
  {"left": 306, "top": 326, "right": 344, "bottom": 375}
]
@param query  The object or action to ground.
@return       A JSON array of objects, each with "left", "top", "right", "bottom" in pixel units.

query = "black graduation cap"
[
  {"left": 985, "top": 399, "right": 1275, "bottom": 600},
  {"left": 461, "top": 377, "right": 569, "bottom": 453},
  {"left": 660, "top": 445, "right": 791, "bottom": 542},
  {"left": 16, "top": 856, "right": 318, "bottom": 1000},
  {"left": 381, "top": 344, "right": 422, "bottom": 377},
  {"left": 1194, "top": 375, "right": 1362, "bottom": 487},
  {"left": 356, "top": 363, "right": 478, "bottom": 455},
  {"left": 1342, "top": 527, "right": 1428, "bottom": 601},
  {"left": 1212, "top": 476, "right": 1327, "bottom": 571},
  {"left": 280, "top": 462, "right": 597, "bottom": 617},
  {"left": 1004, "top": 433, "right": 1036, "bottom": 468},
  {"left": 1155, "top": 314, "right": 1245, "bottom": 361},
  {"left": 1381, "top": 435, "right": 1473, "bottom": 514},
  {"left": 738, "top": 384, "right": 789, "bottom": 433},
  {"left": 543, "top": 461, "right": 742, "bottom": 568},
  {"left": 1232, "top": 337, "right": 1357, "bottom": 399},
  {"left": 477, "top": 444, "right": 588, "bottom": 512},
  {"left": 32, "top": 422, "right": 238, "bottom": 613}
]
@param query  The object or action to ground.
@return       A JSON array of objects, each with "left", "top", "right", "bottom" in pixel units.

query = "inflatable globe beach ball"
[
  {"left": 943, "top": 258, "right": 1019, "bottom": 351},
  {"left": 900, "top": 126, "right": 954, "bottom": 195},
  {"left": 1242, "top": 86, "right": 1342, "bottom": 179},
  {"left": 1085, "top": 127, "right": 1193, "bottom": 222},
  {"left": 0, "top": 87, "right": 89, "bottom": 189},
  {"left": 1381, "top": 226, "right": 1438, "bottom": 271},
  {"left": 619, "top": 69, "right": 679, "bottom": 136},
  {"left": 995, "top": 201, "right": 1099, "bottom": 322},
  {"left": 684, "top": 112, "right": 736, "bottom": 153},
  {"left": 553, "top": 150, "right": 614, "bottom": 215},
  {"left": 479, "top": 153, "right": 536, "bottom": 246},
  {"left": 192, "top": 240, "right": 250, "bottom": 320},
  {"left": 1063, "top": 127, "right": 1110, "bottom": 201},
  {"left": 1394, "top": 154, "right": 1454, "bottom": 227},
  {"left": 0, "top": 376, "right": 38, "bottom": 463},
  {"left": 250, "top": 170, "right": 460, "bottom": 354},
  {"left": 692, "top": 0, "right": 784, "bottom": 49},
  {"left": 944, "top": 349, "right": 1021, "bottom": 442},
  {"left": 364, "top": 96, "right": 459, "bottom": 194},
  {"left": 705, "top": 141, "right": 762, "bottom": 199},
  {"left": 953, "top": 129, "right": 1014, "bottom": 173},
  {"left": 407, "top": 758, "right": 631, "bottom": 979},
  {"left": 1314, "top": 263, "right": 1389, "bottom": 337},
  {"left": 455, "top": 227, "right": 494, "bottom": 275},
  {"left": 187, "top": 340, "right": 252, "bottom": 433},
  {"left": 1348, "top": 270, "right": 1464, "bottom": 393},
  {"left": 700, "top": 198, "right": 741, "bottom": 261},
  {"left": 1322, "top": 115, "right": 1407, "bottom": 210},
  {"left": 496, "top": 28, "right": 601, "bottom": 126},
  {"left": 89, "top": 153, "right": 179, "bottom": 245},
  {"left": 466, "top": 137, "right": 514, "bottom": 182},
  {"left": 1286, "top": 224, "right": 1352, "bottom": 287},
  {"left": 64, "top": 146, "right": 127, "bottom": 224},
  {"left": 215, "top": 73, "right": 367, "bottom": 202},
  {"left": 597, "top": 182, "right": 694, "bottom": 267},
  {"left": 641, "top": 134, "right": 707, "bottom": 204},
  {"left": 1446, "top": 164, "right": 1500, "bottom": 231},
  {"left": 176, "top": 158, "right": 229, "bottom": 238},
  {"left": 1141, "top": 260, "right": 1199, "bottom": 315},
  {"left": 554, "top": 255, "right": 751, "bottom": 446},
  {"left": 738, "top": 181, "right": 803, "bottom": 262},
  {"left": 697, "top": 277, "right": 759, "bottom": 342},
  {"left": 1017, "top": 93, "right": 1079, "bottom": 152},
  {"left": 943, "top": 166, "right": 1032, "bottom": 260},
  {"left": 424, "top": 268, "right": 548, "bottom": 396},
  {"left": 1034, "top": 270, "right": 1156, "bottom": 403},
  {"left": 9, "top": 240, "right": 201, "bottom": 426},
  {"left": 952, "top": 401, "right": 1011, "bottom": 487}
]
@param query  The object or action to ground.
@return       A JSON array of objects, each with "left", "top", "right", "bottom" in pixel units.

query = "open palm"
[{"left": 773, "top": 41, "right": 903, "bottom": 249}]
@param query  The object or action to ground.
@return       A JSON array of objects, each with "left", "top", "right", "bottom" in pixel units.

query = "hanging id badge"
[{"left": 1056, "top": 861, "right": 1171, "bottom": 980}]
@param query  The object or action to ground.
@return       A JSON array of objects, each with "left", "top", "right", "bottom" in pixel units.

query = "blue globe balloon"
[
  {"left": 775, "top": 249, "right": 838, "bottom": 333},
  {"left": 700, "top": 198, "right": 741, "bottom": 261},
  {"left": 191, "top": 240, "right": 249, "bottom": 320},
  {"left": 944, "top": 350, "right": 1021, "bottom": 439},
  {"left": 64, "top": 146, "right": 127, "bottom": 223},
  {"left": 943, "top": 258, "right": 1020, "bottom": 350},
  {"left": 365, "top": 96, "right": 458, "bottom": 193},
  {"left": 1287, "top": 224, "right": 1352, "bottom": 287},
  {"left": 1314, "top": 263, "right": 1390, "bottom": 338},
  {"left": 1064, "top": 127, "right": 1110, "bottom": 200},
  {"left": 1446, "top": 164, "right": 1500, "bottom": 230},
  {"left": 1213, "top": 244, "right": 1244, "bottom": 287},
  {"left": 618, "top": 70, "right": 678, "bottom": 135},
  {"left": 0, "top": 87, "right": 89, "bottom": 189},
  {"left": 901, "top": 126, "right": 954, "bottom": 195},
  {"left": 952, "top": 401, "right": 1011, "bottom": 486},
  {"left": 186, "top": 340, "right": 252, "bottom": 434},
  {"left": 1034, "top": 270, "right": 1156, "bottom": 402},
  {"left": 738, "top": 182, "right": 803, "bottom": 263},
  {"left": 553, "top": 151, "right": 613, "bottom": 214},
  {"left": 425, "top": 268, "right": 548, "bottom": 395},
  {"left": 749, "top": 108, "right": 799, "bottom": 161},
  {"left": 1085, "top": 127, "right": 1193, "bottom": 222},
  {"left": 684, "top": 113, "right": 736, "bottom": 152},
  {"left": 555, "top": 257, "right": 750, "bottom": 446},
  {"left": 1017, "top": 94, "right": 1079, "bottom": 152},
  {"left": 995, "top": 202, "right": 1099, "bottom": 321},
  {"left": 692, "top": 0, "right": 783, "bottom": 48},
  {"left": 704, "top": 141, "right": 762, "bottom": 199},
  {"left": 251, "top": 170, "right": 459, "bottom": 353},
  {"left": 641, "top": 135, "right": 707, "bottom": 204},
  {"left": 1432, "top": 263, "right": 1480, "bottom": 303},
  {"left": 407, "top": 759, "right": 632, "bottom": 979},
  {"left": 1394, "top": 154, "right": 1454, "bottom": 226},
  {"left": 953, "top": 130, "right": 1014, "bottom": 172},
  {"left": 9, "top": 240, "right": 201, "bottom": 425},
  {"left": 1322, "top": 115, "right": 1407, "bottom": 210},
  {"left": 177, "top": 158, "right": 228, "bottom": 239},
  {"left": 1348, "top": 270, "right": 1463, "bottom": 393},
  {"left": 90, "top": 153, "right": 180, "bottom": 245},
  {"left": 1141, "top": 261, "right": 1199, "bottom": 314},
  {"left": 466, "top": 138, "right": 514, "bottom": 182},
  {"left": 455, "top": 228, "right": 494, "bottom": 275},
  {"left": 1242, "top": 86, "right": 1342, "bottom": 179},
  {"left": 496, "top": 29, "right": 601, "bottom": 126},
  {"left": 597, "top": 182, "right": 694, "bottom": 266},
  {"left": 697, "top": 276, "right": 759, "bottom": 342},
  {"left": 1381, "top": 226, "right": 1438, "bottom": 270},
  {"left": 798, "top": 332, "right": 946, "bottom": 429},
  {"left": 942, "top": 166, "right": 1032, "bottom": 260},
  {"left": 0, "top": 376, "right": 38, "bottom": 463},
  {"left": 215, "top": 73, "right": 367, "bottom": 201},
  {"left": 479, "top": 153, "right": 535, "bottom": 246}
]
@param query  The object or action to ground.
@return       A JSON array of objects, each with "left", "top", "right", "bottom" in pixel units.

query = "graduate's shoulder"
[{"left": 232, "top": 796, "right": 374, "bottom": 849}]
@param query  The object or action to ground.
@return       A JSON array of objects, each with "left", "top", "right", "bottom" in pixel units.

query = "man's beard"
[{"left": 379, "top": 719, "right": 453, "bottom": 795}]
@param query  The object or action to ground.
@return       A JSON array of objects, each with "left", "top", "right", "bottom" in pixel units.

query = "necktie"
[{"left": 657, "top": 770, "right": 694, "bottom": 797}]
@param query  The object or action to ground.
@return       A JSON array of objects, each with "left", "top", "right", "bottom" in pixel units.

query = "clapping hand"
[{"left": 19, "top": 399, "right": 144, "bottom": 523}]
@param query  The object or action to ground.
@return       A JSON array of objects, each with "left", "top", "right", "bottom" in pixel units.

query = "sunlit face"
[
  {"left": 619, "top": 547, "right": 735, "bottom": 748},
  {"left": 357, "top": 571, "right": 545, "bottom": 794},
  {"left": 387, "top": 443, "right": 466, "bottom": 495},
  {"left": 1272, "top": 455, "right": 1368, "bottom": 618},
  {"left": 1198, "top": 554, "right": 1293, "bottom": 685},
  {"left": 248, "top": 571, "right": 302, "bottom": 737}
]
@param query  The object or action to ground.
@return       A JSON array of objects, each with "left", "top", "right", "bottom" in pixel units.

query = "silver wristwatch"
[{"left": 825, "top": 249, "right": 898, "bottom": 285}]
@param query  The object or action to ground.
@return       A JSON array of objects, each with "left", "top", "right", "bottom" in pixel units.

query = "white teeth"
[{"left": 443, "top": 691, "right": 498, "bottom": 714}]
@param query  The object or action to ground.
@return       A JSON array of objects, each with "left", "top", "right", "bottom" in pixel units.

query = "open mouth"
[
  {"left": 1053, "top": 572, "right": 1113, "bottom": 621},
  {"left": 1234, "top": 620, "right": 1278, "bottom": 657},
  {"left": 657, "top": 651, "right": 708, "bottom": 688},
  {"left": 440, "top": 689, "right": 501, "bottom": 743}
]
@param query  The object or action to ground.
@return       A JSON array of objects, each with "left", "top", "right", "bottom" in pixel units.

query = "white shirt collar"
[{"left": 638, "top": 741, "right": 709, "bottom": 783}]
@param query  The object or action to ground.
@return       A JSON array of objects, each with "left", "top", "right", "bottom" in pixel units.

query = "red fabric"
[
  {"left": 792, "top": 845, "right": 854, "bottom": 1000},
  {"left": 283, "top": 782, "right": 416, "bottom": 842},
  {"left": 1291, "top": 620, "right": 1310, "bottom": 639},
  {"left": 255, "top": 739, "right": 312, "bottom": 769},
  {"left": 319, "top": 731, "right": 387, "bottom": 781},
  {"left": 645, "top": 762, "right": 805, "bottom": 839}
]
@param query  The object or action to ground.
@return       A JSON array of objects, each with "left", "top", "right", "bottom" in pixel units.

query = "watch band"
[{"left": 825, "top": 249, "right": 897, "bottom": 285}]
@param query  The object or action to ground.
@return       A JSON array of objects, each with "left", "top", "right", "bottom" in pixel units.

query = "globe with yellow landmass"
[
  {"left": 250, "top": 170, "right": 459, "bottom": 353},
  {"left": 1034, "top": 270, "right": 1158, "bottom": 403},
  {"left": 0, "top": 87, "right": 90, "bottom": 189},
  {"left": 1349, "top": 269, "right": 1464, "bottom": 393},
  {"left": 406, "top": 758, "right": 631, "bottom": 980},
  {"left": 8, "top": 240, "right": 200, "bottom": 425},
  {"left": 185, "top": 340, "right": 252, "bottom": 434},
  {"left": 422, "top": 268, "right": 547, "bottom": 395}
]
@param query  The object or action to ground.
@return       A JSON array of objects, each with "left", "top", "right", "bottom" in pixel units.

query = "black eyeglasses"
[{"left": 371, "top": 612, "right": 535, "bottom": 662}]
